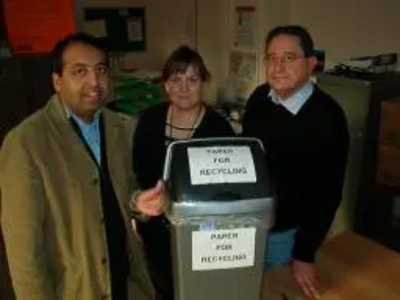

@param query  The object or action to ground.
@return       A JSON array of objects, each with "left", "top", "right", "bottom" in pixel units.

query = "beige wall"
[
  {"left": 225, "top": 0, "right": 400, "bottom": 90},
  {"left": 289, "top": 0, "right": 400, "bottom": 68},
  {"left": 196, "top": 0, "right": 230, "bottom": 101},
  {"left": 75, "top": 0, "right": 400, "bottom": 98}
]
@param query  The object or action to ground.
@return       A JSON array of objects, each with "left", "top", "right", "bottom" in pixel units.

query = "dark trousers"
[{"left": 139, "top": 215, "right": 174, "bottom": 300}]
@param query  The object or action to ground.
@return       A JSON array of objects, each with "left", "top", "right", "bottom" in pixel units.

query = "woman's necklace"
[{"left": 168, "top": 104, "right": 203, "bottom": 140}]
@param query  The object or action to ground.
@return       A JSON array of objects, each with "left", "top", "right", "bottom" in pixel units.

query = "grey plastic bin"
[{"left": 163, "top": 138, "right": 275, "bottom": 300}]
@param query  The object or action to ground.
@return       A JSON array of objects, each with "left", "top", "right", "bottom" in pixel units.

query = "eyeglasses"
[
  {"left": 264, "top": 52, "right": 304, "bottom": 65},
  {"left": 167, "top": 76, "right": 201, "bottom": 89}
]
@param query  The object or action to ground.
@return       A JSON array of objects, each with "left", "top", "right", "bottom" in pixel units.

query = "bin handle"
[{"left": 211, "top": 192, "right": 242, "bottom": 201}]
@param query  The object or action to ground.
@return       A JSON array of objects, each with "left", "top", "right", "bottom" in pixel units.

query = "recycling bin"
[{"left": 163, "top": 137, "right": 275, "bottom": 300}]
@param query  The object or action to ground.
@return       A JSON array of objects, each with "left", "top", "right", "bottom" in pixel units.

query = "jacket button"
[
  {"left": 101, "top": 257, "right": 107, "bottom": 264},
  {"left": 101, "top": 294, "right": 109, "bottom": 300},
  {"left": 92, "top": 178, "right": 99, "bottom": 185}
]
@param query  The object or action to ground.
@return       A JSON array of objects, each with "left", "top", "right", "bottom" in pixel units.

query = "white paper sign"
[
  {"left": 127, "top": 18, "right": 143, "bottom": 42},
  {"left": 187, "top": 146, "right": 256, "bottom": 185},
  {"left": 83, "top": 20, "right": 107, "bottom": 38},
  {"left": 234, "top": 6, "right": 256, "bottom": 50},
  {"left": 192, "top": 227, "right": 256, "bottom": 271}
]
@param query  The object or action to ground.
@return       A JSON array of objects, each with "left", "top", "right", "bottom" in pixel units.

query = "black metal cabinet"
[
  {"left": 318, "top": 72, "right": 400, "bottom": 252},
  {"left": 357, "top": 73, "right": 400, "bottom": 252}
]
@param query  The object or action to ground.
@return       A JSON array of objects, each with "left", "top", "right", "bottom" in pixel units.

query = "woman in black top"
[{"left": 132, "top": 45, "right": 235, "bottom": 300}]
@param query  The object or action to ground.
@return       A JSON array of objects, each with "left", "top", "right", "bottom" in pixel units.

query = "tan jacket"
[{"left": 0, "top": 96, "right": 154, "bottom": 300}]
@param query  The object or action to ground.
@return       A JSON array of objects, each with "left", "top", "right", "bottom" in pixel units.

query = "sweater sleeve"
[
  {"left": 132, "top": 112, "right": 150, "bottom": 188},
  {"left": 132, "top": 109, "right": 163, "bottom": 190},
  {"left": 132, "top": 104, "right": 168, "bottom": 190},
  {"left": 242, "top": 85, "right": 265, "bottom": 137},
  {"left": 292, "top": 103, "right": 350, "bottom": 262}
]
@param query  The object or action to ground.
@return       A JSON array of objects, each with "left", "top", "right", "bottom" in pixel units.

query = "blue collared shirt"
[
  {"left": 268, "top": 81, "right": 314, "bottom": 115},
  {"left": 68, "top": 109, "right": 102, "bottom": 166}
]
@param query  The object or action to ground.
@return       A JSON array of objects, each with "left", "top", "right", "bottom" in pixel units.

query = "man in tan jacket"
[{"left": 0, "top": 33, "right": 163, "bottom": 300}]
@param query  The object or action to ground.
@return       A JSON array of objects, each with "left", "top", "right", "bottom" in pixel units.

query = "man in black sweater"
[{"left": 242, "top": 25, "right": 349, "bottom": 299}]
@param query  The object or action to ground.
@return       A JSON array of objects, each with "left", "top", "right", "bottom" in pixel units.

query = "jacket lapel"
[
  {"left": 103, "top": 110, "right": 121, "bottom": 174},
  {"left": 44, "top": 95, "right": 96, "bottom": 167},
  {"left": 102, "top": 110, "right": 132, "bottom": 221}
]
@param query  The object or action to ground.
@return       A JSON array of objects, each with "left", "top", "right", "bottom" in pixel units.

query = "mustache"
[{"left": 85, "top": 86, "right": 103, "bottom": 93}]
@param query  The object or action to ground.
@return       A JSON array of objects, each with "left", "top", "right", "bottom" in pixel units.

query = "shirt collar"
[
  {"left": 64, "top": 104, "right": 101, "bottom": 130},
  {"left": 268, "top": 81, "right": 314, "bottom": 115}
]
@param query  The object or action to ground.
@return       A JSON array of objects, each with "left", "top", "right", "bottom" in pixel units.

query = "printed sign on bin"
[
  {"left": 192, "top": 227, "right": 256, "bottom": 271},
  {"left": 187, "top": 146, "right": 257, "bottom": 185}
]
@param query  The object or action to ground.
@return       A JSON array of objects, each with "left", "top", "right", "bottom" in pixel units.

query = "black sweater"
[
  {"left": 242, "top": 84, "right": 349, "bottom": 262},
  {"left": 133, "top": 102, "right": 236, "bottom": 189}
]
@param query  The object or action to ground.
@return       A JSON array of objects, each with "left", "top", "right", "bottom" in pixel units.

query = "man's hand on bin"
[{"left": 135, "top": 180, "right": 165, "bottom": 217}]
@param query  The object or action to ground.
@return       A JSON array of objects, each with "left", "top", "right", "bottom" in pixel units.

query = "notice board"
[{"left": 84, "top": 7, "right": 146, "bottom": 52}]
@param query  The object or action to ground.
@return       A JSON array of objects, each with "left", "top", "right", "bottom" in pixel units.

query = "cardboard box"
[
  {"left": 376, "top": 144, "right": 400, "bottom": 188},
  {"left": 379, "top": 100, "right": 400, "bottom": 148}
]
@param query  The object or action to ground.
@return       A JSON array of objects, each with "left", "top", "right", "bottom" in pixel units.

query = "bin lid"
[{"left": 163, "top": 137, "right": 274, "bottom": 204}]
